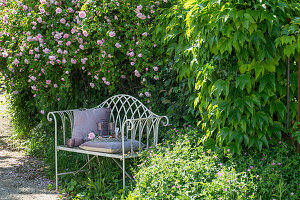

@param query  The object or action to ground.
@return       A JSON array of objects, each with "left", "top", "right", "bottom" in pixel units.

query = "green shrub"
[
  {"left": 157, "top": 0, "right": 300, "bottom": 152},
  {"left": 129, "top": 128, "right": 300, "bottom": 199},
  {"left": 129, "top": 128, "right": 257, "bottom": 199},
  {"left": 225, "top": 142, "right": 300, "bottom": 199}
]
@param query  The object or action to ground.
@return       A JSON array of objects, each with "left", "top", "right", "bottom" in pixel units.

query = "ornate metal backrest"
[
  {"left": 48, "top": 94, "right": 168, "bottom": 149},
  {"left": 95, "top": 94, "right": 156, "bottom": 130}
]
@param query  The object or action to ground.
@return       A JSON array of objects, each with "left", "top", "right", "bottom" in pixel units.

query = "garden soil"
[{"left": 0, "top": 92, "right": 60, "bottom": 200}]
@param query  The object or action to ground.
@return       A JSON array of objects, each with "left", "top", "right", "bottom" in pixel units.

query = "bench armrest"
[
  {"left": 47, "top": 110, "right": 78, "bottom": 147},
  {"left": 121, "top": 116, "right": 169, "bottom": 155}
]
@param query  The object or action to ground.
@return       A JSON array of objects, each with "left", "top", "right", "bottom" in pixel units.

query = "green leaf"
[
  {"left": 234, "top": 98, "right": 245, "bottom": 113},
  {"left": 258, "top": 140, "right": 263, "bottom": 151},
  {"left": 250, "top": 31, "right": 266, "bottom": 48},
  {"left": 251, "top": 94, "right": 261, "bottom": 108},
  {"left": 218, "top": 37, "right": 233, "bottom": 54},
  {"left": 219, "top": 127, "right": 231, "bottom": 144},
  {"left": 204, "top": 138, "right": 216, "bottom": 150},
  {"left": 235, "top": 73, "right": 251, "bottom": 92},
  {"left": 244, "top": 134, "right": 249, "bottom": 145},
  {"left": 243, "top": 13, "right": 255, "bottom": 29},
  {"left": 239, "top": 64, "right": 250, "bottom": 74},
  {"left": 284, "top": 45, "right": 295, "bottom": 57},
  {"left": 211, "top": 79, "right": 226, "bottom": 98},
  {"left": 261, "top": 136, "right": 269, "bottom": 148}
]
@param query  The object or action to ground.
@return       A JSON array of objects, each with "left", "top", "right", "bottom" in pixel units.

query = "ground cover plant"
[{"left": 129, "top": 128, "right": 300, "bottom": 200}]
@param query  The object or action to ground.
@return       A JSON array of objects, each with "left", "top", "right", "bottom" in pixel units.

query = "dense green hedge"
[
  {"left": 0, "top": 0, "right": 197, "bottom": 141},
  {"left": 157, "top": 0, "right": 300, "bottom": 152}
]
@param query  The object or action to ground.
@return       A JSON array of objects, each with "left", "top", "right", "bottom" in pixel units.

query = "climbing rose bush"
[{"left": 0, "top": 0, "right": 171, "bottom": 116}]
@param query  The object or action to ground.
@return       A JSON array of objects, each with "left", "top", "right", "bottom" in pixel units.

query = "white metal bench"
[{"left": 47, "top": 94, "right": 169, "bottom": 190}]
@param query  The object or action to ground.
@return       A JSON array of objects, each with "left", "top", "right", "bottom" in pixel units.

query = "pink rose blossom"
[
  {"left": 40, "top": 110, "right": 45, "bottom": 114},
  {"left": 134, "top": 70, "right": 140, "bottom": 77},
  {"left": 68, "top": 8, "right": 74, "bottom": 13},
  {"left": 13, "top": 59, "right": 20, "bottom": 65},
  {"left": 90, "top": 83, "right": 95, "bottom": 88},
  {"left": 138, "top": 53, "right": 143, "bottom": 57},
  {"left": 115, "top": 42, "right": 121, "bottom": 48},
  {"left": 31, "top": 86, "right": 37, "bottom": 91},
  {"left": 78, "top": 38, "right": 83, "bottom": 43},
  {"left": 56, "top": 8, "right": 62, "bottom": 14},
  {"left": 142, "top": 32, "right": 148, "bottom": 37},
  {"left": 29, "top": 50, "right": 34, "bottom": 55},
  {"left": 131, "top": 62, "right": 135, "bottom": 66},
  {"left": 49, "top": 56, "right": 56, "bottom": 61},
  {"left": 82, "top": 30, "right": 88, "bottom": 37},
  {"left": 137, "top": 5, "right": 143, "bottom": 11},
  {"left": 71, "top": 58, "right": 77, "bottom": 64},
  {"left": 60, "top": 18, "right": 66, "bottom": 24},
  {"left": 37, "top": 17, "right": 42, "bottom": 23},
  {"left": 129, "top": 52, "right": 135, "bottom": 57},
  {"left": 78, "top": 11, "right": 86, "bottom": 18},
  {"left": 46, "top": 80, "right": 51, "bottom": 85},
  {"left": 145, "top": 92, "right": 151, "bottom": 97},
  {"left": 109, "top": 31, "right": 116, "bottom": 37},
  {"left": 139, "top": 93, "right": 143, "bottom": 97},
  {"left": 153, "top": 66, "right": 159, "bottom": 71},
  {"left": 66, "top": 41, "right": 71, "bottom": 46},
  {"left": 81, "top": 58, "right": 88, "bottom": 64}
]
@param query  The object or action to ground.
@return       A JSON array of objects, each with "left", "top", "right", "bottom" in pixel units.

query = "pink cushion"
[
  {"left": 72, "top": 108, "right": 110, "bottom": 146},
  {"left": 79, "top": 140, "right": 144, "bottom": 154}
]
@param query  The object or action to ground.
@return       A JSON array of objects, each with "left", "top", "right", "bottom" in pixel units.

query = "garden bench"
[{"left": 47, "top": 94, "right": 169, "bottom": 190}]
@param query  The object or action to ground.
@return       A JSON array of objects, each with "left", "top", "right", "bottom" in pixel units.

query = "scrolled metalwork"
[{"left": 48, "top": 94, "right": 169, "bottom": 191}]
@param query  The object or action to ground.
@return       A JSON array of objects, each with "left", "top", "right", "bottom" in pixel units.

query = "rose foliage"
[{"left": 0, "top": 0, "right": 177, "bottom": 138}]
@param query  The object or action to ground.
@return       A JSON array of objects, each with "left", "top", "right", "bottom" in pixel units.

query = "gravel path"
[{"left": 0, "top": 92, "right": 60, "bottom": 200}]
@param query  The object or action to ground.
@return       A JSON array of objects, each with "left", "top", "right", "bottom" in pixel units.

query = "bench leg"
[
  {"left": 87, "top": 155, "right": 91, "bottom": 170},
  {"left": 123, "top": 158, "right": 125, "bottom": 190},
  {"left": 55, "top": 148, "right": 58, "bottom": 190}
]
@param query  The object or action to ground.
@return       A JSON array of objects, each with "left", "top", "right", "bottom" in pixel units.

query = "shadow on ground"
[{"left": 0, "top": 93, "right": 60, "bottom": 200}]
